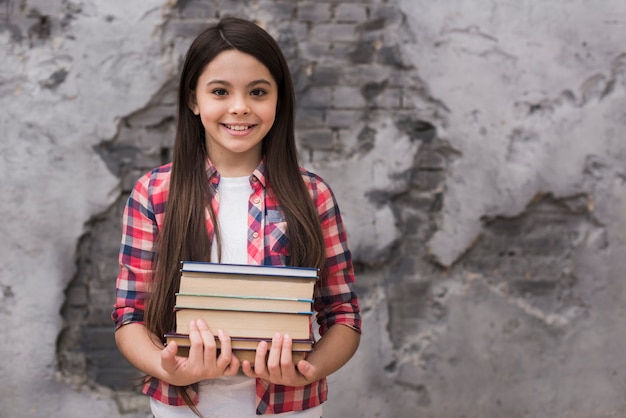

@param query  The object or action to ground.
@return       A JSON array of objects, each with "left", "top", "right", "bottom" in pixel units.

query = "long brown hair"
[{"left": 143, "top": 16, "right": 326, "bottom": 408}]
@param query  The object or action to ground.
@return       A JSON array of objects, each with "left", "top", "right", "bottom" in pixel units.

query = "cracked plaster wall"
[{"left": 1, "top": 0, "right": 626, "bottom": 417}]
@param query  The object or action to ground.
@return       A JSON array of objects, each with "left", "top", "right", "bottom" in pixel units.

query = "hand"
[
  {"left": 241, "top": 333, "right": 318, "bottom": 386},
  {"left": 160, "top": 319, "right": 240, "bottom": 386}
]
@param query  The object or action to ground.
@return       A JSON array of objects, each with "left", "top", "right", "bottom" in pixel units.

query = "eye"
[
  {"left": 212, "top": 88, "right": 228, "bottom": 96},
  {"left": 250, "top": 88, "right": 267, "bottom": 97}
]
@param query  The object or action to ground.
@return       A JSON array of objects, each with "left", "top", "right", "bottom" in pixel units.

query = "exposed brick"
[
  {"left": 410, "top": 170, "right": 447, "bottom": 191},
  {"left": 371, "top": 87, "right": 403, "bottom": 109},
  {"left": 416, "top": 148, "right": 448, "bottom": 170},
  {"left": 395, "top": 116, "right": 437, "bottom": 142},
  {"left": 311, "top": 65, "right": 341, "bottom": 85},
  {"left": 310, "top": 23, "right": 357, "bottom": 42},
  {"left": 325, "top": 109, "right": 363, "bottom": 129},
  {"left": 295, "top": 109, "right": 326, "bottom": 129},
  {"left": 177, "top": 0, "right": 216, "bottom": 19},
  {"left": 361, "top": 79, "right": 389, "bottom": 101},
  {"left": 378, "top": 44, "right": 414, "bottom": 69},
  {"left": 81, "top": 327, "right": 116, "bottom": 351},
  {"left": 298, "top": 40, "right": 333, "bottom": 58},
  {"left": 459, "top": 195, "right": 593, "bottom": 294},
  {"left": 298, "top": 128, "right": 335, "bottom": 150},
  {"left": 335, "top": 3, "right": 368, "bottom": 23},
  {"left": 214, "top": 1, "right": 249, "bottom": 17},
  {"left": 289, "top": 21, "right": 309, "bottom": 39},
  {"left": 298, "top": 3, "right": 332, "bottom": 23},
  {"left": 126, "top": 105, "right": 176, "bottom": 128},
  {"left": 357, "top": 17, "right": 386, "bottom": 32},
  {"left": 258, "top": 1, "right": 296, "bottom": 21},
  {"left": 341, "top": 63, "right": 392, "bottom": 80},
  {"left": 64, "top": 282, "right": 88, "bottom": 306},
  {"left": 371, "top": 4, "right": 406, "bottom": 30},
  {"left": 299, "top": 86, "right": 333, "bottom": 108},
  {"left": 334, "top": 86, "right": 367, "bottom": 108},
  {"left": 349, "top": 40, "right": 376, "bottom": 64}
]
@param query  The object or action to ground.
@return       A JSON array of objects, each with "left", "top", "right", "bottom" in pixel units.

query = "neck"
[{"left": 207, "top": 148, "right": 262, "bottom": 177}]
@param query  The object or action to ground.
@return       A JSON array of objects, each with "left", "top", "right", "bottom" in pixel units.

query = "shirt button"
[
  {"left": 253, "top": 197, "right": 261, "bottom": 204},
  {"left": 252, "top": 232, "right": 259, "bottom": 239}
]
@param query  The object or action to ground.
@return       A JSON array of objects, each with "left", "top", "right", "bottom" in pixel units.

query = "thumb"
[
  {"left": 296, "top": 360, "right": 316, "bottom": 380},
  {"left": 161, "top": 341, "right": 178, "bottom": 373}
]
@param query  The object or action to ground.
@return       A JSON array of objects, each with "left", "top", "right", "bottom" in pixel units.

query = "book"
[
  {"left": 174, "top": 261, "right": 318, "bottom": 361},
  {"left": 179, "top": 271, "right": 315, "bottom": 299},
  {"left": 178, "top": 261, "right": 318, "bottom": 301},
  {"left": 165, "top": 333, "right": 314, "bottom": 352},
  {"left": 165, "top": 334, "right": 313, "bottom": 365},
  {"left": 180, "top": 261, "right": 319, "bottom": 278},
  {"left": 175, "top": 308, "right": 312, "bottom": 340},
  {"left": 172, "top": 346, "right": 309, "bottom": 365},
  {"left": 175, "top": 293, "right": 313, "bottom": 313}
]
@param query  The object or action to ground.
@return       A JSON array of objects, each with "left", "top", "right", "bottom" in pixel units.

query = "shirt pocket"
[{"left": 265, "top": 209, "right": 289, "bottom": 256}]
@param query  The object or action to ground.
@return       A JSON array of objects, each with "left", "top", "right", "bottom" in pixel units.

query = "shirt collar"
[{"left": 204, "top": 157, "right": 267, "bottom": 188}]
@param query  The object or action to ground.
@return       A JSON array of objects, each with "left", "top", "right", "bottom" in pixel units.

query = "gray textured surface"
[{"left": 1, "top": 0, "right": 626, "bottom": 417}]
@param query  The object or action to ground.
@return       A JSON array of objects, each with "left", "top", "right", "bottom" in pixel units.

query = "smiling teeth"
[{"left": 227, "top": 125, "right": 249, "bottom": 131}]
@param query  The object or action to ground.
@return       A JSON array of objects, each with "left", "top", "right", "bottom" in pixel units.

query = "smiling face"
[{"left": 190, "top": 49, "right": 278, "bottom": 177}]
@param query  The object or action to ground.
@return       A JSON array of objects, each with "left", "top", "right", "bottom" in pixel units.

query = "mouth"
[{"left": 223, "top": 124, "right": 254, "bottom": 132}]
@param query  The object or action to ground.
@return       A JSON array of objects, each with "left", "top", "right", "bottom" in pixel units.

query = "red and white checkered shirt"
[{"left": 112, "top": 159, "right": 361, "bottom": 415}]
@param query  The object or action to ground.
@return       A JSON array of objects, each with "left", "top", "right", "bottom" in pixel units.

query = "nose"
[{"left": 229, "top": 95, "right": 250, "bottom": 115}]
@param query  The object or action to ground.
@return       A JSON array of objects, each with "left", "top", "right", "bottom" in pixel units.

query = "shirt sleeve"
[
  {"left": 310, "top": 176, "right": 362, "bottom": 336},
  {"left": 111, "top": 172, "right": 159, "bottom": 330}
]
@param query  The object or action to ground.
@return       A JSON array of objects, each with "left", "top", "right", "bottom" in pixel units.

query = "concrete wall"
[{"left": 1, "top": 0, "right": 625, "bottom": 417}]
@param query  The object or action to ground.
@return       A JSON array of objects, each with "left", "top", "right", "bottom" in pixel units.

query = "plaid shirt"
[{"left": 112, "top": 159, "right": 361, "bottom": 415}]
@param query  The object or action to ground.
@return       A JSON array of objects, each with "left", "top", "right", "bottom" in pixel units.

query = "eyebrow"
[{"left": 205, "top": 79, "right": 274, "bottom": 88}]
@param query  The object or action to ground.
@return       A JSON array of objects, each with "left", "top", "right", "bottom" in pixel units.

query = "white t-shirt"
[
  {"left": 210, "top": 175, "right": 252, "bottom": 265},
  {"left": 151, "top": 176, "right": 323, "bottom": 417}
]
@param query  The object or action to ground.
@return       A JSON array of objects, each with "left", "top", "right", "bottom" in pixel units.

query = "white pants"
[{"left": 150, "top": 376, "right": 323, "bottom": 418}]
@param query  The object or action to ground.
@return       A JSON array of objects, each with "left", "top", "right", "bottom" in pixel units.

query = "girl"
[{"left": 112, "top": 17, "right": 361, "bottom": 417}]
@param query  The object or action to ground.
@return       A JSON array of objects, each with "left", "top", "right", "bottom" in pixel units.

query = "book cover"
[
  {"left": 178, "top": 272, "right": 316, "bottom": 300},
  {"left": 175, "top": 308, "right": 312, "bottom": 340},
  {"left": 180, "top": 261, "right": 319, "bottom": 278},
  {"left": 165, "top": 333, "right": 314, "bottom": 352},
  {"left": 175, "top": 293, "right": 313, "bottom": 313},
  {"left": 172, "top": 346, "right": 309, "bottom": 365}
]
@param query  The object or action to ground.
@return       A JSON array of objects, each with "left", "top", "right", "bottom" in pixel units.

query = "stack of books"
[{"left": 165, "top": 261, "right": 318, "bottom": 365}]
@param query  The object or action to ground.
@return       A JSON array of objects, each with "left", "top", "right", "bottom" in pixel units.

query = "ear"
[{"left": 189, "top": 92, "right": 200, "bottom": 115}]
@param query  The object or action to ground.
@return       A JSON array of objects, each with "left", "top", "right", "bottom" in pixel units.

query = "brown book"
[
  {"left": 175, "top": 293, "right": 313, "bottom": 313},
  {"left": 165, "top": 334, "right": 313, "bottom": 365},
  {"left": 172, "top": 346, "right": 309, "bottom": 365},
  {"left": 175, "top": 308, "right": 312, "bottom": 340},
  {"left": 178, "top": 261, "right": 318, "bottom": 300},
  {"left": 165, "top": 333, "right": 314, "bottom": 351}
]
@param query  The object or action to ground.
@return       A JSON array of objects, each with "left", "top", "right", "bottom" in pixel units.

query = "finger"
[
  {"left": 266, "top": 333, "right": 283, "bottom": 377},
  {"left": 277, "top": 335, "right": 298, "bottom": 381},
  {"left": 280, "top": 334, "right": 293, "bottom": 369},
  {"left": 241, "top": 359, "right": 255, "bottom": 378},
  {"left": 223, "top": 353, "right": 241, "bottom": 376},
  {"left": 186, "top": 319, "right": 203, "bottom": 364},
  {"left": 252, "top": 340, "right": 270, "bottom": 376},
  {"left": 215, "top": 329, "right": 233, "bottom": 370},
  {"left": 196, "top": 319, "right": 217, "bottom": 365}
]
